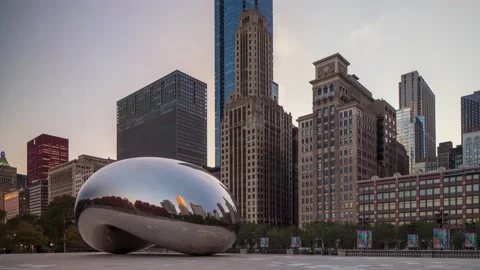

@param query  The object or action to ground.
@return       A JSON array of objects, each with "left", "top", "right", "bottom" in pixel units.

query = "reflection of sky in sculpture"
[{"left": 76, "top": 157, "right": 237, "bottom": 225}]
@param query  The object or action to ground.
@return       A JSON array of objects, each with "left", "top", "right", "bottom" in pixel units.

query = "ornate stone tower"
[{"left": 220, "top": 10, "right": 293, "bottom": 226}]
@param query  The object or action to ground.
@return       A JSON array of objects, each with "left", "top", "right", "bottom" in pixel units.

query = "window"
[{"left": 329, "top": 83, "right": 335, "bottom": 92}]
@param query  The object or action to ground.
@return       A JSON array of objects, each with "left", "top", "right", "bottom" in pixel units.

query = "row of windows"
[
  {"left": 360, "top": 196, "right": 480, "bottom": 212},
  {"left": 358, "top": 174, "right": 480, "bottom": 192},
  {"left": 316, "top": 84, "right": 335, "bottom": 96}
]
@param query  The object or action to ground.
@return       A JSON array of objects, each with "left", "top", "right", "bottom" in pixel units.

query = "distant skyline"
[{"left": 1, "top": 0, "right": 479, "bottom": 174}]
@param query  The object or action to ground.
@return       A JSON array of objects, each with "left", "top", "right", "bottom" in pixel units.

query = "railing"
[
  {"left": 223, "top": 248, "right": 339, "bottom": 255},
  {"left": 344, "top": 249, "right": 480, "bottom": 259}
]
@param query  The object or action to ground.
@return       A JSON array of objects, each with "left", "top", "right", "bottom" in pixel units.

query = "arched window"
[
  {"left": 329, "top": 83, "right": 335, "bottom": 92},
  {"left": 323, "top": 86, "right": 328, "bottom": 94},
  {"left": 317, "top": 87, "right": 322, "bottom": 96}
]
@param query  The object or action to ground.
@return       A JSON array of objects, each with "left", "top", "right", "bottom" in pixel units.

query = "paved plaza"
[{"left": 1, "top": 253, "right": 480, "bottom": 270}]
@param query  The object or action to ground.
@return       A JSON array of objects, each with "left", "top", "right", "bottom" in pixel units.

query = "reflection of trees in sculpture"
[
  {"left": 76, "top": 195, "right": 236, "bottom": 229},
  {"left": 133, "top": 200, "right": 171, "bottom": 218}
]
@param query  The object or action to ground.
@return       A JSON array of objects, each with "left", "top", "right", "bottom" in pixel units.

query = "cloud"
[
  {"left": 348, "top": 15, "right": 385, "bottom": 55},
  {"left": 273, "top": 22, "right": 304, "bottom": 60},
  {"left": 350, "top": 24, "right": 383, "bottom": 49}
]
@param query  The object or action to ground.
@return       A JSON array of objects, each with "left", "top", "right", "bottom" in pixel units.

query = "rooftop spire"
[{"left": 0, "top": 151, "right": 10, "bottom": 167}]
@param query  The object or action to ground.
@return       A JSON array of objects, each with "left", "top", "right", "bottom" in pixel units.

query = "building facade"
[
  {"left": 395, "top": 141, "right": 409, "bottom": 176},
  {"left": 214, "top": 0, "right": 274, "bottom": 167},
  {"left": 203, "top": 166, "right": 221, "bottom": 180},
  {"left": 27, "top": 134, "right": 69, "bottom": 185},
  {"left": 220, "top": 10, "right": 294, "bottom": 226},
  {"left": 396, "top": 107, "right": 428, "bottom": 172},
  {"left": 461, "top": 91, "right": 480, "bottom": 135},
  {"left": 48, "top": 155, "right": 114, "bottom": 202},
  {"left": 437, "top": 141, "right": 463, "bottom": 169},
  {"left": 4, "top": 189, "right": 29, "bottom": 221},
  {"left": 463, "top": 130, "right": 480, "bottom": 166},
  {"left": 413, "top": 157, "right": 438, "bottom": 173},
  {"left": 358, "top": 166, "right": 480, "bottom": 226},
  {"left": 117, "top": 70, "right": 207, "bottom": 167},
  {"left": 0, "top": 151, "right": 16, "bottom": 193},
  {"left": 398, "top": 71, "right": 436, "bottom": 159},
  {"left": 368, "top": 100, "right": 399, "bottom": 178},
  {"left": 292, "top": 126, "right": 299, "bottom": 227},
  {"left": 29, "top": 179, "right": 48, "bottom": 216},
  {"left": 297, "top": 53, "right": 409, "bottom": 227},
  {"left": 16, "top": 174, "right": 27, "bottom": 189},
  {"left": 272, "top": 81, "right": 279, "bottom": 103}
]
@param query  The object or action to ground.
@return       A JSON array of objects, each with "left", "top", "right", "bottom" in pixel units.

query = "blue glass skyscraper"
[{"left": 214, "top": 0, "right": 273, "bottom": 167}]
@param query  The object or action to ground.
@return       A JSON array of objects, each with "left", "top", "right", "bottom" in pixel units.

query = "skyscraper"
[
  {"left": 396, "top": 107, "right": 425, "bottom": 172},
  {"left": 437, "top": 141, "right": 463, "bottom": 169},
  {"left": 27, "top": 134, "right": 68, "bottom": 185},
  {"left": 461, "top": 91, "right": 480, "bottom": 134},
  {"left": 463, "top": 130, "right": 480, "bottom": 166},
  {"left": 116, "top": 70, "right": 207, "bottom": 166},
  {"left": 220, "top": 10, "right": 293, "bottom": 226},
  {"left": 297, "top": 53, "right": 405, "bottom": 227},
  {"left": 29, "top": 178, "right": 48, "bottom": 217},
  {"left": 398, "top": 71, "right": 436, "bottom": 159},
  {"left": 214, "top": 0, "right": 273, "bottom": 167}
]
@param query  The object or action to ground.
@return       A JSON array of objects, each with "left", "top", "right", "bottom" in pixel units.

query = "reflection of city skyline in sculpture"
[
  {"left": 160, "top": 199, "right": 177, "bottom": 215},
  {"left": 75, "top": 157, "right": 238, "bottom": 256},
  {"left": 190, "top": 202, "right": 206, "bottom": 219},
  {"left": 176, "top": 195, "right": 191, "bottom": 215}
]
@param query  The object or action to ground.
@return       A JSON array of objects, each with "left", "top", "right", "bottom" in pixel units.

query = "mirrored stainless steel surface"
[{"left": 75, "top": 157, "right": 239, "bottom": 255}]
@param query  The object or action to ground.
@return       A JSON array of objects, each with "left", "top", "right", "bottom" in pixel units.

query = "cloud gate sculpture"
[{"left": 74, "top": 157, "right": 239, "bottom": 255}]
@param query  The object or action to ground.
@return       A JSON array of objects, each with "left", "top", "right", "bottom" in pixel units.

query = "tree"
[
  {"left": 0, "top": 210, "right": 5, "bottom": 223},
  {"left": 38, "top": 195, "right": 76, "bottom": 247},
  {"left": 65, "top": 226, "right": 89, "bottom": 250},
  {"left": 308, "top": 221, "right": 341, "bottom": 248},
  {"left": 396, "top": 223, "right": 410, "bottom": 249},
  {"left": 338, "top": 222, "right": 357, "bottom": 249},
  {"left": 236, "top": 223, "right": 257, "bottom": 248},
  {"left": 372, "top": 223, "right": 396, "bottom": 249},
  {"left": 416, "top": 221, "right": 437, "bottom": 249},
  {"left": 267, "top": 227, "right": 291, "bottom": 249},
  {"left": 0, "top": 223, "right": 7, "bottom": 248},
  {"left": 450, "top": 228, "right": 464, "bottom": 250},
  {"left": 7, "top": 221, "right": 47, "bottom": 251},
  {"left": 300, "top": 223, "right": 315, "bottom": 248},
  {"left": 253, "top": 223, "right": 268, "bottom": 247}
]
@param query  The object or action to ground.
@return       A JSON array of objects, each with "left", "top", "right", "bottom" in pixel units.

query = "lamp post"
[{"left": 63, "top": 211, "right": 67, "bottom": 253}]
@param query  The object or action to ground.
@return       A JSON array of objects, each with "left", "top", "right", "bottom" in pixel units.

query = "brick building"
[
  {"left": 27, "top": 134, "right": 68, "bottom": 185},
  {"left": 358, "top": 166, "right": 480, "bottom": 226},
  {"left": 297, "top": 53, "right": 407, "bottom": 228}
]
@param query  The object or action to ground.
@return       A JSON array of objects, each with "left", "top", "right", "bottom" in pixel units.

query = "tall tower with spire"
[{"left": 220, "top": 10, "right": 293, "bottom": 226}]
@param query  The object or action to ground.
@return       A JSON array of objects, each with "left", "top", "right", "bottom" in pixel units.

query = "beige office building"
[
  {"left": 220, "top": 10, "right": 293, "bottom": 226},
  {"left": 297, "top": 53, "right": 405, "bottom": 228},
  {"left": 48, "top": 155, "right": 115, "bottom": 202}
]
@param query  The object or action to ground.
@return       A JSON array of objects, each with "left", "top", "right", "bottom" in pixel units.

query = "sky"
[{"left": 1, "top": 0, "right": 479, "bottom": 174}]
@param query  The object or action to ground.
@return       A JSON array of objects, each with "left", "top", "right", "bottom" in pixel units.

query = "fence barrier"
[{"left": 344, "top": 249, "right": 480, "bottom": 259}]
